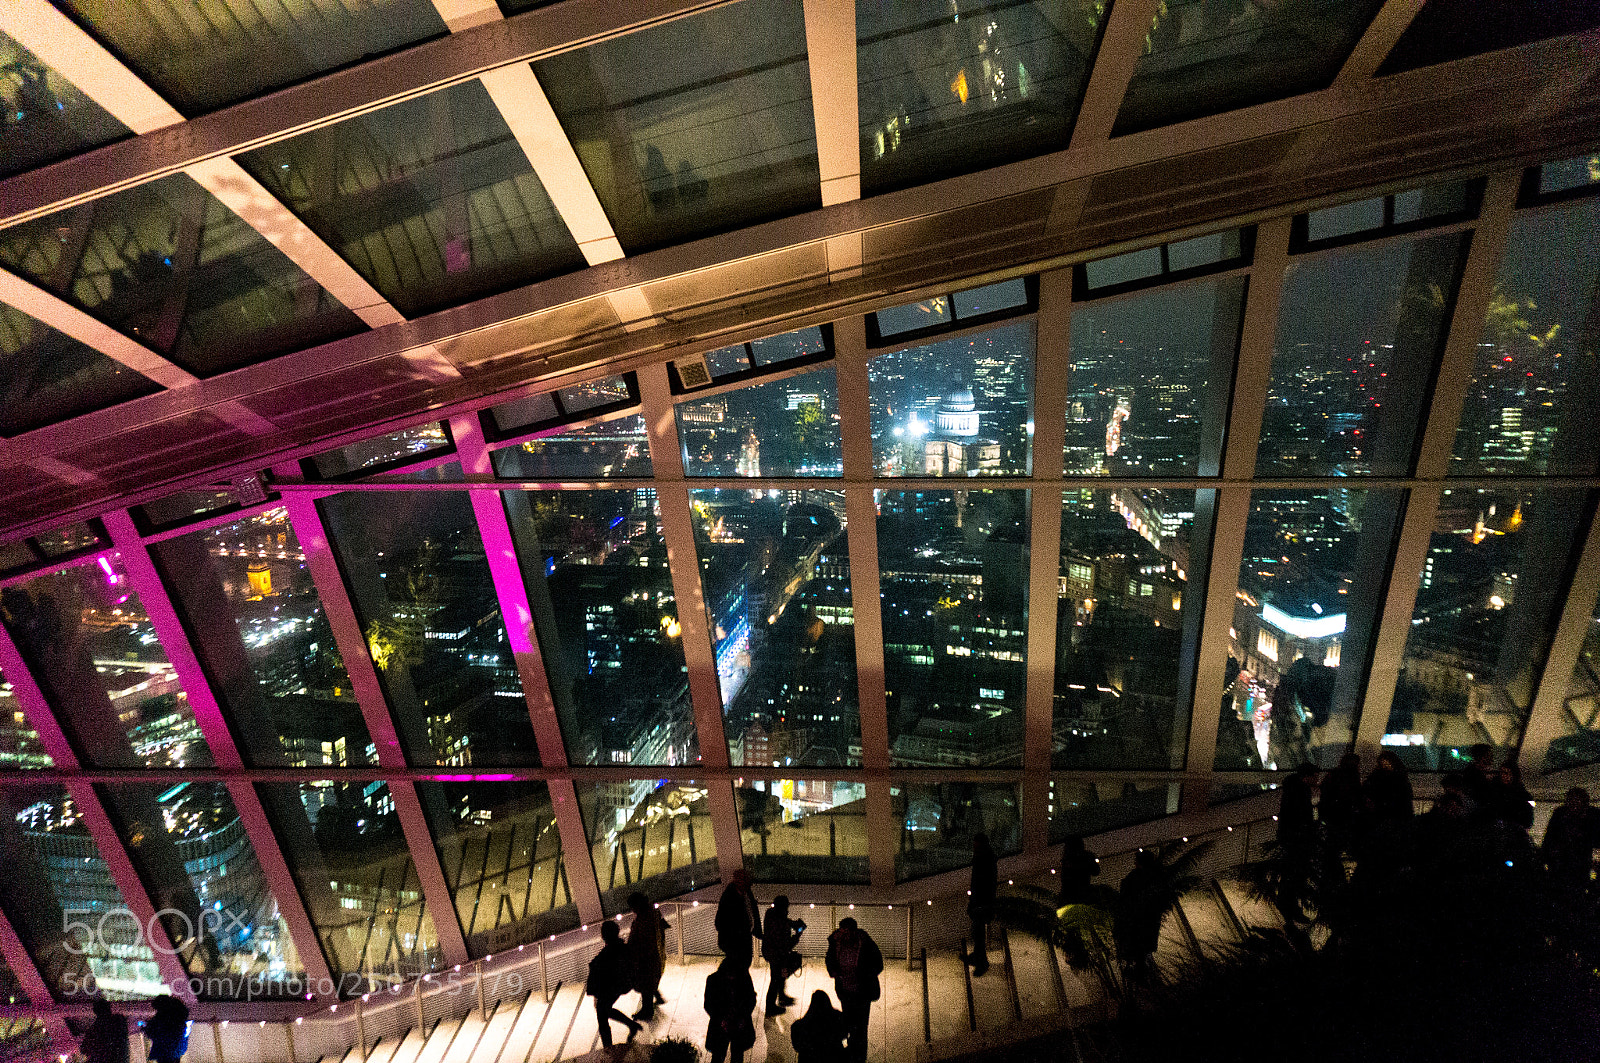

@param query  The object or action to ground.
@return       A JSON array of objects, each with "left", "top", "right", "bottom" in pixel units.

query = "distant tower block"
[{"left": 247, "top": 561, "right": 273, "bottom": 597}]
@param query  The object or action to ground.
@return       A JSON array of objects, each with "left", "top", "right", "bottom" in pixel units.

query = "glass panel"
[
  {"left": 0, "top": 299, "right": 158, "bottom": 436},
  {"left": 1083, "top": 247, "right": 1162, "bottom": 290},
  {"left": 0, "top": 952, "right": 29, "bottom": 1007},
  {"left": 1056, "top": 489, "right": 1209, "bottom": 770},
  {"left": 878, "top": 489, "right": 1029, "bottom": 766},
  {"left": 1114, "top": 0, "right": 1383, "bottom": 134},
  {"left": 416, "top": 781, "right": 575, "bottom": 956},
  {"left": 375, "top": 460, "right": 464, "bottom": 483},
  {"left": 1218, "top": 489, "right": 1405, "bottom": 771},
  {"left": 311, "top": 423, "right": 452, "bottom": 478},
  {"left": 491, "top": 415, "right": 653, "bottom": 480},
  {"left": 1391, "top": 487, "right": 1590, "bottom": 769},
  {"left": 954, "top": 279, "right": 1029, "bottom": 319},
  {"left": 749, "top": 325, "right": 827, "bottom": 368},
  {"left": 1379, "top": 0, "right": 1600, "bottom": 76},
  {"left": 102, "top": 783, "right": 306, "bottom": 999},
  {"left": 535, "top": 0, "right": 820, "bottom": 252},
  {"left": 1543, "top": 584, "right": 1600, "bottom": 773},
  {"left": 893, "top": 782, "right": 1020, "bottom": 883},
  {"left": 869, "top": 321, "right": 1034, "bottom": 476},
  {"left": 738, "top": 778, "right": 868, "bottom": 883},
  {"left": 318, "top": 491, "right": 538, "bottom": 767},
  {"left": 1064, "top": 278, "right": 1243, "bottom": 476},
  {"left": 0, "top": 173, "right": 364, "bottom": 376},
  {"left": 1047, "top": 779, "right": 1179, "bottom": 843},
  {"left": 692, "top": 489, "right": 857, "bottom": 765},
  {"left": 875, "top": 297, "right": 950, "bottom": 339},
  {"left": 0, "top": 667, "right": 52, "bottom": 768},
  {"left": 0, "top": 787, "right": 163, "bottom": 1001},
  {"left": 238, "top": 80, "right": 584, "bottom": 318},
  {"left": 1392, "top": 181, "right": 1473, "bottom": 224},
  {"left": 259, "top": 780, "right": 440, "bottom": 989},
  {"left": 137, "top": 489, "right": 237, "bottom": 530},
  {"left": 502, "top": 490, "right": 695, "bottom": 767},
  {"left": 1451, "top": 195, "right": 1600, "bottom": 476},
  {"left": 2, "top": 554, "right": 212, "bottom": 770},
  {"left": 706, "top": 344, "right": 753, "bottom": 379},
  {"left": 677, "top": 368, "right": 843, "bottom": 477},
  {"left": 1259, "top": 231, "right": 1468, "bottom": 476},
  {"left": 1166, "top": 230, "right": 1242, "bottom": 272},
  {"left": 56, "top": 0, "right": 445, "bottom": 115},
  {"left": 0, "top": 539, "right": 35, "bottom": 571},
  {"left": 1305, "top": 197, "right": 1385, "bottom": 243},
  {"left": 0, "top": 30, "right": 130, "bottom": 178},
  {"left": 558, "top": 375, "right": 632, "bottom": 414},
  {"left": 151, "top": 506, "right": 374, "bottom": 769},
  {"left": 490, "top": 392, "right": 560, "bottom": 435},
  {"left": 857, "top": 1, "right": 1106, "bottom": 195},
  {"left": 1539, "top": 153, "right": 1600, "bottom": 196},
  {"left": 34, "top": 522, "right": 103, "bottom": 557},
  {"left": 579, "top": 781, "right": 718, "bottom": 913}
]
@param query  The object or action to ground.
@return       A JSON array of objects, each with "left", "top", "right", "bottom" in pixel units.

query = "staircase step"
[{"left": 476, "top": 992, "right": 528, "bottom": 1063}]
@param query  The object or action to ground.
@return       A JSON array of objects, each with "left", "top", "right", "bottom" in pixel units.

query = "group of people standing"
[
  {"left": 585, "top": 892, "right": 671, "bottom": 1047},
  {"left": 78, "top": 995, "right": 190, "bottom": 1063}
]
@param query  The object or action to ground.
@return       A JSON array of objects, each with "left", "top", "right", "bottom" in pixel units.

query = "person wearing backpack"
[
  {"left": 587, "top": 921, "right": 642, "bottom": 1047},
  {"left": 703, "top": 955, "right": 756, "bottom": 1063},
  {"left": 825, "top": 917, "right": 883, "bottom": 1063},
  {"left": 141, "top": 996, "right": 189, "bottom": 1063}
]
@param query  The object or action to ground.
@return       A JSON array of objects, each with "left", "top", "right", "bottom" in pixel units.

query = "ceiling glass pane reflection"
[
  {"left": 0, "top": 666, "right": 51, "bottom": 769},
  {"left": 1377, "top": 0, "right": 1600, "bottom": 76},
  {"left": 1451, "top": 196, "right": 1600, "bottom": 477},
  {"left": 738, "top": 778, "right": 867, "bottom": 883},
  {"left": 0, "top": 302, "right": 158, "bottom": 434},
  {"left": 491, "top": 415, "right": 654, "bottom": 480},
  {"left": 56, "top": 0, "right": 446, "bottom": 116},
  {"left": 238, "top": 80, "right": 583, "bottom": 318},
  {"left": 580, "top": 781, "right": 718, "bottom": 913},
  {"left": 311, "top": 423, "right": 452, "bottom": 479},
  {"left": 1541, "top": 584, "right": 1600, "bottom": 774},
  {"left": 894, "top": 781, "right": 1020, "bottom": 883},
  {"left": 858, "top": 1, "right": 1107, "bottom": 195},
  {"left": 151, "top": 506, "right": 375, "bottom": 769},
  {"left": 678, "top": 369, "right": 843, "bottom": 477},
  {"left": 0, "top": 31, "right": 130, "bottom": 178},
  {"left": 1114, "top": 0, "right": 1383, "bottom": 135},
  {"left": 0, "top": 174, "right": 365, "bottom": 376},
  {"left": 503, "top": 490, "right": 696, "bottom": 767},
  {"left": 319, "top": 491, "right": 538, "bottom": 767},
  {"left": 535, "top": 0, "right": 821, "bottom": 252},
  {"left": 693, "top": 489, "right": 858, "bottom": 766}
]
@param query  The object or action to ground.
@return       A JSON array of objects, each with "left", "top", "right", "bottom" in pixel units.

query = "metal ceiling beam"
[
  {"left": 1065, "top": 0, "right": 1159, "bottom": 151},
  {"left": 1335, "top": 0, "right": 1428, "bottom": 86},
  {"left": 802, "top": 0, "right": 861, "bottom": 207}
]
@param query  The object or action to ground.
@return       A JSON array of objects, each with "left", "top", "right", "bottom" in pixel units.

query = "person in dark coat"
[
  {"left": 1543, "top": 787, "right": 1598, "bottom": 888},
  {"left": 760, "top": 893, "right": 803, "bottom": 1014},
  {"left": 825, "top": 917, "right": 883, "bottom": 1063},
  {"left": 141, "top": 996, "right": 189, "bottom": 1063},
  {"left": 1113, "top": 849, "right": 1166, "bottom": 984},
  {"left": 587, "top": 920, "right": 642, "bottom": 1047},
  {"left": 1364, "top": 751, "right": 1414, "bottom": 825},
  {"left": 1319, "top": 752, "right": 1366, "bottom": 856},
  {"left": 704, "top": 955, "right": 757, "bottom": 1063},
  {"left": 1494, "top": 763, "right": 1535, "bottom": 831},
  {"left": 1057, "top": 835, "right": 1100, "bottom": 905},
  {"left": 965, "top": 833, "right": 998, "bottom": 976},
  {"left": 81, "top": 998, "right": 129, "bottom": 1063},
  {"left": 715, "top": 868, "right": 762, "bottom": 967},
  {"left": 626, "top": 892, "right": 666, "bottom": 1021},
  {"left": 790, "top": 990, "right": 846, "bottom": 1063}
]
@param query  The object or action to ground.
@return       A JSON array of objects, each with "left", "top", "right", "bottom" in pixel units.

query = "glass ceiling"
[{"left": 0, "top": 30, "right": 129, "bottom": 179}]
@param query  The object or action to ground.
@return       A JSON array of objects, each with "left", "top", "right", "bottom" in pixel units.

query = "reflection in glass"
[
  {"left": 692, "top": 490, "right": 857, "bottom": 765},
  {"left": 503, "top": 491, "right": 696, "bottom": 767},
  {"left": 954, "top": 279, "right": 1029, "bottom": 319},
  {"left": 581, "top": 781, "right": 718, "bottom": 912},
  {"left": 489, "top": 392, "right": 559, "bottom": 435},
  {"left": 1115, "top": 0, "right": 1382, "bottom": 134},
  {"left": 1259, "top": 231, "right": 1468, "bottom": 476},
  {"left": 1218, "top": 490, "right": 1405, "bottom": 770},
  {"left": 0, "top": 31, "right": 129, "bottom": 178},
  {"left": 0, "top": 297, "right": 159, "bottom": 435},
  {"left": 1083, "top": 247, "right": 1162, "bottom": 290},
  {"left": 558, "top": 375, "right": 632, "bottom": 414},
  {"left": 34, "top": 523, "right": 103, "bottom": 557},
  {"left": 1048, "top": 779, "right": 1179, "bottom": 843},
  {"left": 239, "top": 81, "right": 583, "bottom": 318},
  {"left": 311, "top": 423, "right": 451, "bottom": 478},
  {"left": 0, "top": 174, "right": 364, "bottom": 377},
  {"left": 152, "top": 507, "right": 374, "bottom": 769},
  {"left": 319, "top": 492, "right": 538, "bottom": 767},
  {"left": 1065, "top": 279, "right": 1242, "bottom": 476},
  {"left": 1544, "top": 585, "right": 1600, "bottom": 773},
  {"left": 878, "top": 490, "right": 1028, "bottom": 767},
  {"left": 0, "top": 667, "right": 51, "bottom": 769},
  {"left": 1056, "top": 490, "right": 1209, "bottom": 770},
  {"left": 536, "top": 0, "right": 820, "bottom": 251},
  {"left": 857, "top": 2, "right": 1105, "bottom": 194},
  {"left": 1, "top": 555, "right": 212, "bottom": 769},
  {"left": 0, "top": 787, "right": 163, "bottom": 1001},
  {"left": 1451, "top": 196, "right": 1600, "bottom": 477},
  {"left": 894, "top": 782, "right": 1020, "bottom": 883},
  {"left": 875, "top": 297, "right": 950, "bottom": 339},
  {"left": 103, "top": 783, "right": 306, "bottom": 998},
  {"left": 1539, "top": 153, "right": 1600, "bottom": 196},
  {"left": 1391, "top": 487, "right": 1589, "bottom": 768},
  {"left": 750, "top": 326, "right": 827, "bottom": 368},
  {"left": 678, "top": 369, "right": 842, "bottom": 477},
  {"left": 1378, "top": 1, "right": 1600, "bottom": 76},
  {"left": 417, "top": 782, "right": 573, "bottom": 956},
  {"left": 492, "top": 415, "right": 653, "bottom": 480},
  {"left": 869, "top": 322, "right": 1034, "bottom": 476},
  {"left": 137, "top": 490, "right": 237, "bottom": 530},
  {"left": 738, "top": 779, "right": 867, "bottom": 883},
  {"left": 259, "top": 781, "right": 440, "bottom": 989}
]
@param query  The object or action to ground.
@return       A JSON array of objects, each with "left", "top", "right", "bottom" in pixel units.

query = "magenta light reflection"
[
  {"left": 433, "top": 773, "right": 517, "bottom": 782},
  {"left": 97, "top": 555, "right": 121, "bottom": 586}
]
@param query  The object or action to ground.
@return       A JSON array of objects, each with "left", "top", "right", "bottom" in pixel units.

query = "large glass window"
[
  {"left": 580, "top": 781, "right": 718, "bottom": 913},
  {"left": 151, "top": 507, "right": 374, "bottom": 769},
  {"left": 1391, "top": 487, "right": 1591, "bottom": 768},
  {"left": 319, "top": 492, "right": 538, "bottom": 767},
  {"left": 0, "top": 296, "right": 160, "bottom": 436},
  {"left": 416, "top": 781, "right": 574, "bottom": 956},
  {"left": 1064, "top": 279, "right": 1243, "bottom": 476},
  {"left": 692, "top": 489, "right": 857, "bottom": 766},
  {"left": 1543, "top": 585, "right": 1600, "bottom": 773},
  {"left": 1048, "top": 778, "right": 1179, "bottom": 844},
  {"left": 677, "top": 369, "right": 843, "bottom": 477},
  {"left": 878, "top": 490, "right": 1029, "bottom": 767},
  {"left": 894, "top": 782, "right": 1020, "bottom": 883},
  {"left": 1259, "top": 232, "right": 1468, "bottom": 477},
  {"left": 0, "top": 30, "right": 130, "bottom": 177},
  {"left": 737, "top": 778, "right": 868, "bottom": 884},
  {"left": 502, "top": 490, "right": 695, "bottom": 767},
  {"left": 492, "top": 415, "right": 654, "bottom": 480},
  {"left": 869, "top": 322, "right": 1034, "bottom": 477},
  {"left": 535, "top": 0, "right": 820, "bottom": 252},
  {"left": 0, "top": 667, "right": 51, "bottom": 769},
  {"left": 1056, "top": 489, "right": 1210, "bottom": 770},
  {"left": 1451, "top": 195, "right": 1600, "bottom": 477}
]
